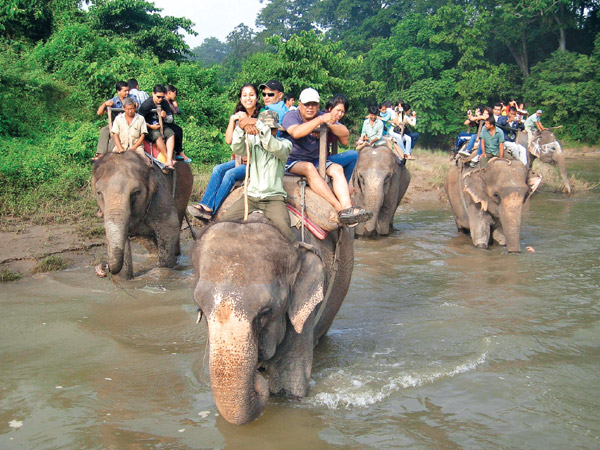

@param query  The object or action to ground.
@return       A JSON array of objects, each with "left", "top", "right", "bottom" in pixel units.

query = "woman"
[
  {"left": 396, "top": 102, "right": 418, "bottom": 160},
  {"left": 325, "top": 94, "right": 357, "bottom": 182},
  {"left": 189, "top": 84, "right": 261, "bottom": 219}
]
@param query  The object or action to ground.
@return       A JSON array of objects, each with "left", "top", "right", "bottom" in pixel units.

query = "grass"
[
  {"left": 0, "top": 267, "right": 22, "bottom": 282},
  {"left": 33, "top": 255, "right": 70, "bottom": 273}
]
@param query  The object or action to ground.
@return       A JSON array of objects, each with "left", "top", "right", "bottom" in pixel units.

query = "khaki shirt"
[
  {"left": 231, "top": 121, "right": 292, "bottom": 199},
  {"left": 111, "top": 113, "right": 148, "bottom": 151}
]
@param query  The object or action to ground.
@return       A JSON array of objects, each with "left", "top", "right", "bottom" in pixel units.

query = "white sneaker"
[{"left": 458, "top": 148, "right": 471, "bottom": 157}]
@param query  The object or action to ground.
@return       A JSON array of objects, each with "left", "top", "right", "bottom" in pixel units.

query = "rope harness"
[{"left": 299, "top": 179, "right": 306, "bottom": 243}]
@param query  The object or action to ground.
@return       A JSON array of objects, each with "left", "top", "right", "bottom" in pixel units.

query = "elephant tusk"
[{"left": 196, "top": 310, "right": 204, "bottom": 324}]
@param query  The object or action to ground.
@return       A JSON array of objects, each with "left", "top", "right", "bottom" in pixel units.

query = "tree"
[
  {"left": 189, "top": 37, "right": 231, "bottom": 66},
  {"left": 255, "top": 0, "right": 317, "bottom": 41},
  {"left": 87, "top": 0, "right": 196, "bottom": 61}
]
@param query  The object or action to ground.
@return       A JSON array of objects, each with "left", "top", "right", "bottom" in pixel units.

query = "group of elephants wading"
[{"left": 91, "top": 130, "right": 567, "bottom": 425}]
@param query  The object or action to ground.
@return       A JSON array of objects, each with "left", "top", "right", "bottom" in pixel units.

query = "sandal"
[
  {"left": 338, "top": 207, "right": 373, "bottom": 225},
  {"left": 187, "top": 205, "right": 212, "bottom": 220}
]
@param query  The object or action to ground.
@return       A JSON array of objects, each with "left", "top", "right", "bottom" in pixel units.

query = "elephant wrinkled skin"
[
  {"left": 351, "top": 146, "right": 410, "bottom": 237},
  {"left": 92, "top": 152, "right": 193, "bottom": 279},
  {"left": 445, "top": 158, "right": 541, "bottom": 253},
  {"left": 192, "top": 216, "right": 353, "bottom": 425}
]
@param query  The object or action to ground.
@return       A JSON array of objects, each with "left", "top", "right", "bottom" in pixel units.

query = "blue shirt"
[
  {"left": 379, "top": 109, "right": 392, "bottom": 135},
  {"left": 265, "top": 101, "right": 289, "bottom": 124}
]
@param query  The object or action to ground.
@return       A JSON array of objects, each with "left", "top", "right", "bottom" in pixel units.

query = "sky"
[{"left": 150, "top": 0, "right": 265, "bottom": 49}]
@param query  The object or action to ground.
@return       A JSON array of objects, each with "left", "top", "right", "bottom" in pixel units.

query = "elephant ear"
[
  {"left": 288, "top": 248, "right": 325, "bottom": 335},
  {"left": 463, "top": 169, "right": 488, "bottom": 212}
]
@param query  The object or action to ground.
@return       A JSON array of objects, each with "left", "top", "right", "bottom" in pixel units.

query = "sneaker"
[{"left": 457, "top": 148, "right": 471, "bottom": 157}]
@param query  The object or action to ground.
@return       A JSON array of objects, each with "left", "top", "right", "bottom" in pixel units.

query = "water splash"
[{"left": 308, "top": 351, "right": 488, "bottom": 409}]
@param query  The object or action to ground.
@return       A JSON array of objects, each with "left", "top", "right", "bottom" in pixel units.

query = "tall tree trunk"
[
  {"left": 554, "top": 13, "right": 567, "bottom": 50},
  {"left": 506, "top": 32, "right": 529, "bottom": 79}
]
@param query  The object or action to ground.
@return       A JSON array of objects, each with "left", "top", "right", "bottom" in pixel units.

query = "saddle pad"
[{"left": 286, "top": 204, "right": 328, "bottom": 240}]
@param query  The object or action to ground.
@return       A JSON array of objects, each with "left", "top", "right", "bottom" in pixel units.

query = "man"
[
  {"left": 284, "top": 94, "right": 297, "bottom": 111},
  {"left": 282, "top": 87, "right": 371, "bottom": 226},
  {"left": 497, "top": 106, "right": 527, "bottom": 165},
  {"left": 138, "top": 84, "right": 176, "bottom": 170},
  {"left": 220, "top": 110, "right": 295, "bottom": 242},
  {"left": 165, "top": 84, "right": 191, "bottom": 163},
  {"left": 127, "top": 78, "right": 149, "bottom": 107},
  {"left": 110, "top": 97, "right": 148, "bottom": 160},
  {"left": 94, "top": 81, "right": 134, "bottom": 159},
  {"left": 480, "top": 116, "right": 505, "bottom": 161},
  {"left": 357, "top": 105, "right": 386, "bottom": 150},
  {"left": 492, "top": 103, "right": 502, "bottom": 123},
  {"left": 524, "top": 109, "right": 545, "bottom": 147},
  {"left": 260, "top": 80, "right": 288, "bottom": 124}
]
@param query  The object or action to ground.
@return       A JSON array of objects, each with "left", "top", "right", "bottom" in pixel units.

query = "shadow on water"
[{"left": 1, "top": 158, "right": 599, "bottom": 448}]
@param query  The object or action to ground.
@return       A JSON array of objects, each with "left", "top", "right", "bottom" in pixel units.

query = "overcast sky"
[{"left": 150, "top": 0, "right": 265, "bottom": 48}]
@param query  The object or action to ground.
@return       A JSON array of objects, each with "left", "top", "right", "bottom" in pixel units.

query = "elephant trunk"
[
  {"left": 361, "top": 183, "right": 384, "bottom": 237},
  {"left": 554, "top": 150, "right": 571, "bottom": 196},
  {"left": 207, "top": 311, "right": 268, "bottom": 425},
  {"left": 499, "top": 192, "right": 523, "bottom": 253},
  {"left": 104, "top": 206, "right": 130, "bottom": 275}
]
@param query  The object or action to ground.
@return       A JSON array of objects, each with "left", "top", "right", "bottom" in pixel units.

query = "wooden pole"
[
  {"left": 107, "top": 106, "right": 113, "bottom": 131},
  {"left": 243, "top": 134, "right": 251, "bottom": 221},
  {"left": 318, "top": 124, "right": 328, "bottom": 179},
  {"left": 157, "top": 105, "right": 164, "bottom": 137}
]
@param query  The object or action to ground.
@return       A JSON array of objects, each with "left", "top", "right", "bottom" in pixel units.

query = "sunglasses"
[
  {"left": 155, "top": 95, "right": 165, "bottom": 99},
  {"left": 263, "top": 92, "right": 276, "bottom": 97}
]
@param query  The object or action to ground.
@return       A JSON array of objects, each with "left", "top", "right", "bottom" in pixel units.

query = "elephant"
[
  {"left": 445, "top": 158, "right": 542, "bottom": 253},
  {"left": 517, "top": 129, "right": 571, "bottom": 195},
  {"left": 191, "top": 215, "right": 354, "bottom": 425},
  {"left": 351, "top": 146, "right": 410, "bottom": 237},
  {"left": 92, "top": 151, "right": 193, "bottom": 279}
]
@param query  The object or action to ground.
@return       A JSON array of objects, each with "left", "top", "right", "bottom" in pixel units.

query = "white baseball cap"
[{"left": 299, "top": 88, "right": 320, "bottom": 104}]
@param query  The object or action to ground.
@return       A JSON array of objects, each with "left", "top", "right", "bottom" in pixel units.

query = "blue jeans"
[
  {"left": 328, "top": 150, "right": 358, "bottom": 182},
  {"left": 199, "top": 160, "right": 246, "bottom": 213},
  {"left": 388, "top": 128, "right": 406, "bottom": 153},
  {"left": 407, "top": 132, "right": 419, "bottom": 149},
  {"left": 456, "top": 132, "right": 474, "bottom": 149}
]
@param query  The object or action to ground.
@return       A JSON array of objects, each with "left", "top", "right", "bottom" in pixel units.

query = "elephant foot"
[{"left": 475, "top": 243, "right": 488, "bottom": 250}]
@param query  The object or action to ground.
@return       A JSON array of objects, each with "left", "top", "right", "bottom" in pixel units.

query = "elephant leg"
[
  {"left": 155, "top": 215, "right": 179, "bottom": 267},
  {"left": 266, "top": 315, "right": 315, "bottom": 398},
  {"left": 492, "top": 225, "right": 506, "bottom": 246},
  {"left": 468, "top": 206, "right": 492, "bottom": 249}
]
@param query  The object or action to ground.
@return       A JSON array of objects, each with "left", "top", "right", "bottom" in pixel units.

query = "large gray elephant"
[
  {"left": 445, "top": 158, "right": 542, "bottom": 253},
  {"left": 351, "top": 146, "right": 410, "bottom": 237},
  {"left": 92, "top": 152, "right": 193, "bottom": 279},
  {"left": 517, "top": 130, "right": 571, "bottom": 195},
  {"left": 192, "top": 216, "right": 353, "bottom": 425}
]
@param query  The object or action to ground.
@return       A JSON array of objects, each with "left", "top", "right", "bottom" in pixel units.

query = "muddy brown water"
[{"left": 1, "top": 159, "right": 599, "bottom": 449}]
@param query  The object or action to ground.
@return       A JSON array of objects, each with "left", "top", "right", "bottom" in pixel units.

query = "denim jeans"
[
  {"left": 407, "top": 132, "right": 419, "bottom": 149},
  {"left": 456, "top": 132, "right": 475, "bottom": 149},
  {"left": 388, "top": 128, "right": 406, "bottom": 152},
  {"left": 328, "top": 150, "right": 358, "bottom": 182},
  {"left": 199, "top": 160, "right": 246, "bottom": 213}
]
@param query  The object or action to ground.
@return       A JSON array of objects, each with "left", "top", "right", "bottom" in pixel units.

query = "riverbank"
[{"left": 1, "top": 148, "right": 597, "bottom": 279}]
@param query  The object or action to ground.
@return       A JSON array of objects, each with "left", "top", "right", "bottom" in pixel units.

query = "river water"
[{"left": 1, "top": 159, "right": 599, "bottom": 449}]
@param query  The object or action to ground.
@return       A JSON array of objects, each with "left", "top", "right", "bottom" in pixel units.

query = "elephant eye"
[{"left": 131, "top": 189, "right": 141, "bottom": 199}]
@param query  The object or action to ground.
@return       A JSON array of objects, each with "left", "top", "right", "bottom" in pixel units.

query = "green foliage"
[
  {"left": 189, "top": 37, "right": 231, "bottom": 67},
  {"left": 0, "top": 267, "right": 22, "bottom": 282},
  {"left": 87, "top": 0, "right": 195, "bottom": 61},
  {"left": 235, "top": 31, "right": 371, "bottom": 125},
  {"left": 34, "top": 255, "right": 69, "bottom": 273},
  {"left": 525, "top": 48, "right": 600, "bottom": 142}
]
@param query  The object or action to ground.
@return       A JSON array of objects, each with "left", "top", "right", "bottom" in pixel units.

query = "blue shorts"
[{"left": 285, "top": 158, "right": 334, "bottom": 173}]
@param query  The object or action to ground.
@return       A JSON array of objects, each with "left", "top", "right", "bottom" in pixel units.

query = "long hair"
[{"left": 233, "top": 84, "right": 261, "bottom": 118}]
